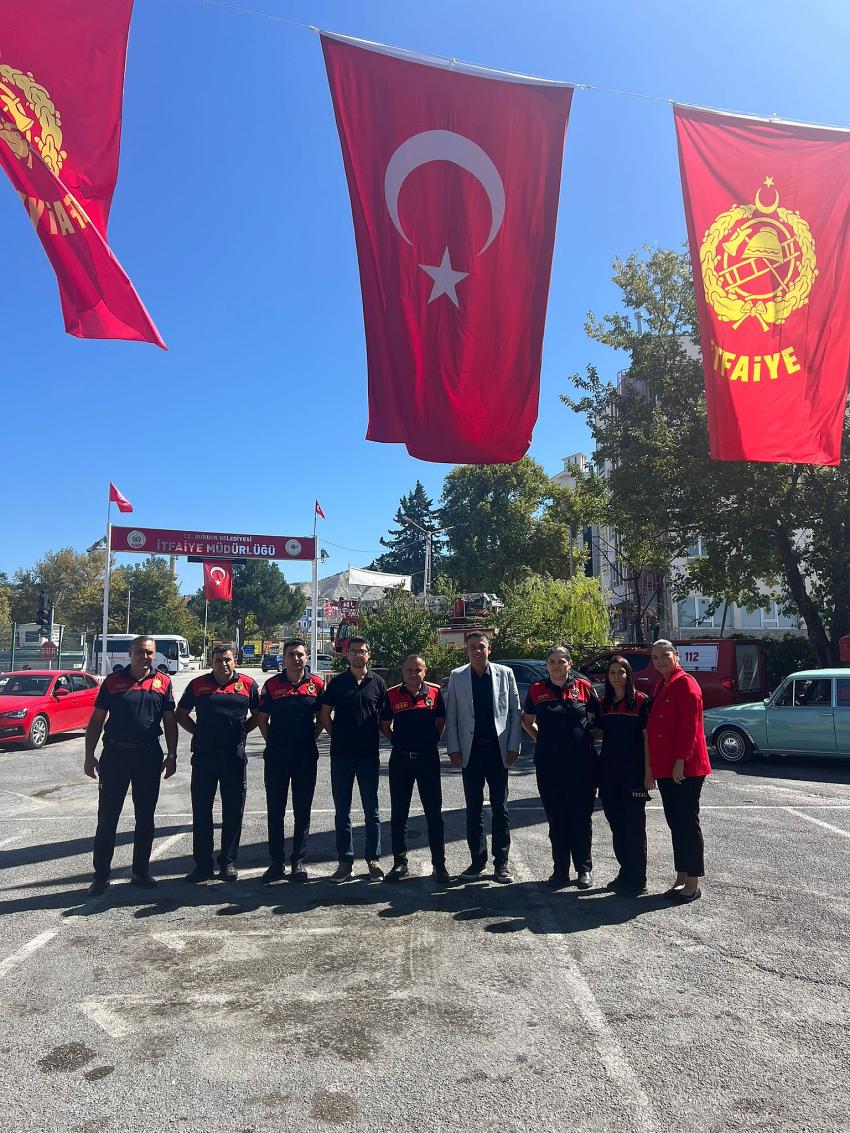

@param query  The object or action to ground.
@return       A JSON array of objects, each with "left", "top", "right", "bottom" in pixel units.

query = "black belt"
[
  {"left": 393, "top": 749, "right": 436, "bottom": 759},
  {"left": 104, "top": 739, "right": 160, "bottom": 750}
]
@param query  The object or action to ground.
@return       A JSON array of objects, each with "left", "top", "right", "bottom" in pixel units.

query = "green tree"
[
  {"left": 11, "top": 547, "right": 126, "bottom": 633},
  {"left": 369, "top": 481, "right": 445, "bottom": 592},
  {"left": 357, "top": 588, "right": 436, "bottom": 669},
  {"left": 493, "top": 574, "right": 611, "bottom": 659},
  {"left": 440, "top": 458, "right": 585, "bottom": 592},
  {"left": 0, "top": 571, "right": 11, "bottom": 628},
  {"left": 565, "top": 246, "right": 850, "bottom": 664},
  {"left": 198, "top": 560, "right": 305, "bottom": 642},
  {"left": 122, "top": 557, "right": 199, "bottom": 640}
]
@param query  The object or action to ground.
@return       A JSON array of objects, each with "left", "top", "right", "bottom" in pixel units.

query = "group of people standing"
[{"left": 83, "top": 632, "right": 710, "bottom": 904}]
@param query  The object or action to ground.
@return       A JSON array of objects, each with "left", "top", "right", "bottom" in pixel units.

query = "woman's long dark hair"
[{"left": 602, "top": 654, "right": 637, "bottom": 711}]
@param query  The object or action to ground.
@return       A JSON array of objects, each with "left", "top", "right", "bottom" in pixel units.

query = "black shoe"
[
  {"left": 290, "top": 863, "right": 308, "bottom": 883},
  {"left": 546, "top": 872, "right": 570, "bottom": 889},
  {"left": 431, "top": 865, "right": 451, "bottom": 883},
  {"left": 618, "top": 883, "right": 648, "bottom": 896},
  {"left": 663, "top": 885, "right": 686, "bottom": 900},
  {"left": 605, "top": 875, "right": 625, "bottom": 891},
  {"left": 331, "top": 861, "right": 353, "bottom": 882},
  {"left": 493, "top": 864, "right": 513, "bottom": 884},
  {"left": 383, "top": 863, "right": 409, "bottom": 883},
  {"left": 459, "top": 859, "right": 487, "bottom": 880},
  {"left": 218, "top": 864, "right": 238, "bottom": 883},
  {"left": 576, "top": 871, "right": 592, "bottom": 890},
  {"left": 673, "top": 887, "right": 702, "bottom": 904},
  {"left": 367, "top": 859, "right": 385, "bottom": 881},
  {"left": 184, "top": 867, "right": 214, "bottom": 883},
  {"left": 130, "top": 873, "right": 157, "bottom": 890},
  {"left": 262, "top": 863, "right": 286, "bottom": 884},
  {"left": 87, "top": 877, "right": 109, "bottom": 897}
]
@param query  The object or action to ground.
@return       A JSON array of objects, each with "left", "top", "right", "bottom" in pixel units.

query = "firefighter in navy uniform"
[
  {"left": 256, "top": 639, "right": 325, "bottom": 884},
  {"left": 380, "top": 653, "right": 450, "bottom": 883},
  {"left": 176, "top": 645, "right": 260, "bottom": 883},
  {"left": 84, "top": 635, "right": 178, "bottom": 896},
  {"left": 522, "top": 645, "right": 601, "bottom": 889}
]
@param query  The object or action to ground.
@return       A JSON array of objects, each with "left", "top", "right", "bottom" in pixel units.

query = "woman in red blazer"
[{"left": 647, "top": 640, "right": 712, "bottom": 903}]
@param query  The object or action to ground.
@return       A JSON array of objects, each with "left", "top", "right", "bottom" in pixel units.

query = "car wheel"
[
  {"left": 714, "top": 726, "right": 752, "bottom": 763},
  {"left": 26, "top": 714, "right": 50, "bottom": 750}
]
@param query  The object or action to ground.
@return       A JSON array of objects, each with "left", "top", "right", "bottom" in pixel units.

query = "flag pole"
[
  {"left": 310, "top": 509, "right": 319, "bottom": 674},
  {"left": 203, "top": 599, "right": 209, "bottom": 670},
  {"left": 99, "top": 492, "right": 113, "bottom": 678}
]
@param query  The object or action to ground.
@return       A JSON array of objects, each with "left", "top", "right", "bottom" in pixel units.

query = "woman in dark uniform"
[
  {"left": 522, "top": 645, "right": 600, "bottom": 889},
  {"left": 597, "top": 655, "right": 652, "bottom": 895}
]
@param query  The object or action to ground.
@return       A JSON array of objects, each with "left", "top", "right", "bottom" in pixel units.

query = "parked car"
[
  {"left": 579, "top": 639, "right": 768, "bottom": 709},
  {"left": 0, "top": 669, "right": 100, "bottom": 750},
  {"left": 704, "top": 668, "right": 850, "bottom": 762},
  {"left": 261, "top": 652, "right": 284, "bottom": 673},
  {"left": 440, "top": 659, "right": 547, "bottom": 703}
]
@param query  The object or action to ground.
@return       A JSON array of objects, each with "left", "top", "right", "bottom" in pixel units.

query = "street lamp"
[{"left": 399, "top": 516, "right": 451, "bottom": 599}]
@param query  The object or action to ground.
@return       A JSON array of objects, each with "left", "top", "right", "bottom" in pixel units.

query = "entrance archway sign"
[{"left": 111, "top": 526, "right": 315, "bottom": 560}]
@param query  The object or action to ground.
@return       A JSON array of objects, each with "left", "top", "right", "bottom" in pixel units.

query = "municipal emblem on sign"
[
  {"left": 126, "top": 530, "right": 147, "bottom": 549},
  {"left": 700, "top": 178, "right": 817, "bottom": 330}
]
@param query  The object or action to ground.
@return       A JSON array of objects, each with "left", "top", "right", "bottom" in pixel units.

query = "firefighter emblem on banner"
[{"left": 699, "top": 178, "right": 817, "bottom": 330}]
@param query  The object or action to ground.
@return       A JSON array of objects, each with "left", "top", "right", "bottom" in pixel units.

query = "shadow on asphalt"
[{"left": 716, "top": 753, "right": 850, "bottom": 786}]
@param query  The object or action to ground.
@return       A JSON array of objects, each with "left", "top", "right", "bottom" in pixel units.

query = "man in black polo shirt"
[
  {"left": 84, "top": 635, "right": 178, "bottom": 896},
  {"left": 256, "top": 638, "right": 324, "bottom": 884},
  {"left": 380, "top": 653, "right": 449, "bottom": 883},
  {"left": 318, "top": 637, "right": 387, "bottom": 881},
  {"left": 176, "top": 645, "right": 260, "bottom": 883}
]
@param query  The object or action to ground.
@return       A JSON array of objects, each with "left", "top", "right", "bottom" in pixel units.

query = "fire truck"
[{"left": 435, "top": 593, "right": 503, "bottom": 648}]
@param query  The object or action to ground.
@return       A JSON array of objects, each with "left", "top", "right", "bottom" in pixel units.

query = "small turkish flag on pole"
[
  {"left": 203, "top": 562, "right": 233, "bottom": 602},
  {"left": 108, "top": 482, "right": 133, "bottom": 514},
  {"left": 315, "top": 499, "right": 327, "bottom": 520},
  {"left": 322, "top": 33, "right": 572, "bottom": 463}
]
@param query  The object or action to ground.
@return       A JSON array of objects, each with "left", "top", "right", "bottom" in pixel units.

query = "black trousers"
[
  {"left": 92, "top": 743, "right": 162, "bottom": 878},
  {"left": 190, "top": 747, "right": 247, "bottom": 869},
  {"left": 264, "top": 747, "right": 318, "bottom": 866},
  {"left": 600, "top": 784, "right": 647, "bottom": 886},
  {"left": 461, "top": 741, "right": 510, "bottom": 868},
  {"left": 535, "top": 756, "right": 595, "bottom": 876},
  {"left": 657, "top": 775, "right": 706, "bottom": 877},
  {"left": 388, "top": 748, "right": 445, "bottom": 867}
]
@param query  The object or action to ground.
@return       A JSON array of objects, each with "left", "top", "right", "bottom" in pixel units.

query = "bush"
[{"left": 752, "top": 633, "right": 818, "bottom": 689}]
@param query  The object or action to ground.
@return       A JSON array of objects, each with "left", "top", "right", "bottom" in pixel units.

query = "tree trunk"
[
  {"left": 631, "top": 572, "right": 645, "bottom": 645},
  {"left": 771, "top": 525, "right": 834, "bottom": 665}
]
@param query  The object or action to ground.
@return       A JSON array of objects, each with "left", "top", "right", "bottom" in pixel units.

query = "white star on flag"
[{"left": 418, "top": 247, "right": 469, "bottom": 308}]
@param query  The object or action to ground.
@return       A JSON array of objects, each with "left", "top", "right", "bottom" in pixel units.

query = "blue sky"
[{"left": 2, "top": 0, "right": 848, "bottom": 594}]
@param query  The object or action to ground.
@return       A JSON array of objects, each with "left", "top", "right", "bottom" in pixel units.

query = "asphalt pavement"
[{"left": 1, "top": 670, "right": 848, "bottom": 1132}]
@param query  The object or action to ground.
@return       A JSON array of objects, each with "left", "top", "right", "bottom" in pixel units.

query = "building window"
[
  {"left": 739, "top": 602, "right": 798, "bottom": 630},
  {"left": 677, "top": 595, "right": 726, "bottom": 628}
]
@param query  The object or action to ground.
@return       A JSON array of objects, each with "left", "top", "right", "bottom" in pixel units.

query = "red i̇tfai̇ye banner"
[
  {"left": 322, "top": 34, "right": 572, "bottom": 464},
  {"left": 111, "top": 527, "right": 316, "bottom": 561},
  {"left": 675, "top": 106, "right": 850, "bottom": 465},
  {"left": 203, "top": 561, "right": 233, "bottom": 602},
  {"left": 0, "top": 0, "right": 164, "bottom": 346}
]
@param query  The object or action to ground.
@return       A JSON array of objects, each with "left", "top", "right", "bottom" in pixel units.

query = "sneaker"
[
  {"left": 184, "top": 866, "right": 215, "bottom": 883},
  {"left": 130, "top": 873, "right": 157, "bottom": 889},
  {"left": 262, "top": 863, "right": 286, "bottom": 884},
  {"left": 86, "top": 877, "right": 109, "bottom": 897},
  {"left": 431, "top": 865, "right": 451, "bottom": 883},
  {"left": 331, "top": 861, "right": 353, "bottom": 882},
  {"left": 383, "top": 863, "right": 409, "bottom": 883},
  {"left": 459, "top": 860, "right": 487, "bottom": 880},
  {"left": 546, "top": 872, "right": 570, "bottom": 889},
  {"left": 367, "top": 859, "right": 385, "bottom": 881},
  {"left": 493, "top": 864, "right": 513, "bottom": 884},
  {"left": 290, "top": 863, "right": 308, "bottom": 883},
  {"left": 218, "top": 864, "right": 238, "bottom": 882},
  {"left": 576, "top": 871, "right": 592, "bottom": 890}
]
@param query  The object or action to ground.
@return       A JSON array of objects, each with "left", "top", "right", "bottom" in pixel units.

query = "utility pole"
[
  {"left": 399, "top": 516, "right": 451, "bottom": 599},
  {"left": 125, "top": 588, "right": 131, "bottom": 633}
]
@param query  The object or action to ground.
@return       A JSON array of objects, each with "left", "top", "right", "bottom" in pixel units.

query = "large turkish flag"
[
  {"left": 675, "top": 106, "right": 850, "bottom": 465},
  {"left": 0, "top": 0, "right": 164, "bottom": 346},
  {"left": 203, "top": 562, "right": 233, "bottom": 602},
  {"left": 322, "top": 33, "right": 572, "bottom": 463}
]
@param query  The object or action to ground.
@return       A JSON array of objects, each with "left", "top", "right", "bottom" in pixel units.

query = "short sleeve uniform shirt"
[
  {"left": 178, "top": 671, "right": 259, "bottom": 753},
  {"left": 523, "top": 675, "right": 600, "bottom": 775},
  {"left": 95, "top": 669, "right": 176, "bottom": 746},
  {"left": 381, "top": 683, "right": 446, "bottom": 753},
  {"left": 259, "top": 673, "right": 325, "bottom": 754}
]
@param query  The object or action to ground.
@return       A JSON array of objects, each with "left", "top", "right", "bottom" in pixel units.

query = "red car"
[{"left": 0, "top": 669, "right": 100, "bottom": 749}]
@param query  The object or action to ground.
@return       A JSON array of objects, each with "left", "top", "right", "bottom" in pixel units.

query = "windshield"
[{"left": 0, "top": 675, "right": 51, "bottom": 696}]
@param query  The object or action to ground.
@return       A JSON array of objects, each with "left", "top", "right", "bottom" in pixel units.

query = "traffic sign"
[{"left": 40, "top": 641, "right": 58, "bottom": 661}]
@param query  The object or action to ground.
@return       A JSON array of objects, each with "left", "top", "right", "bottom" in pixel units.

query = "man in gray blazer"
[{"left": 445, "top": 633, "right": 522, "bottom": 883}]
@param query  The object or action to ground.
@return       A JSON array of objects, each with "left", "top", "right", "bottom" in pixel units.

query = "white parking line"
[
  {"left": 511, "top": 847, "right": 658, "bottom": 1133},
  {"left": 0, "top": 929, "right": 59, "bottom": 981},
  {"left": 785, "top": 807, "right": 850, "bottom": 839}
]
